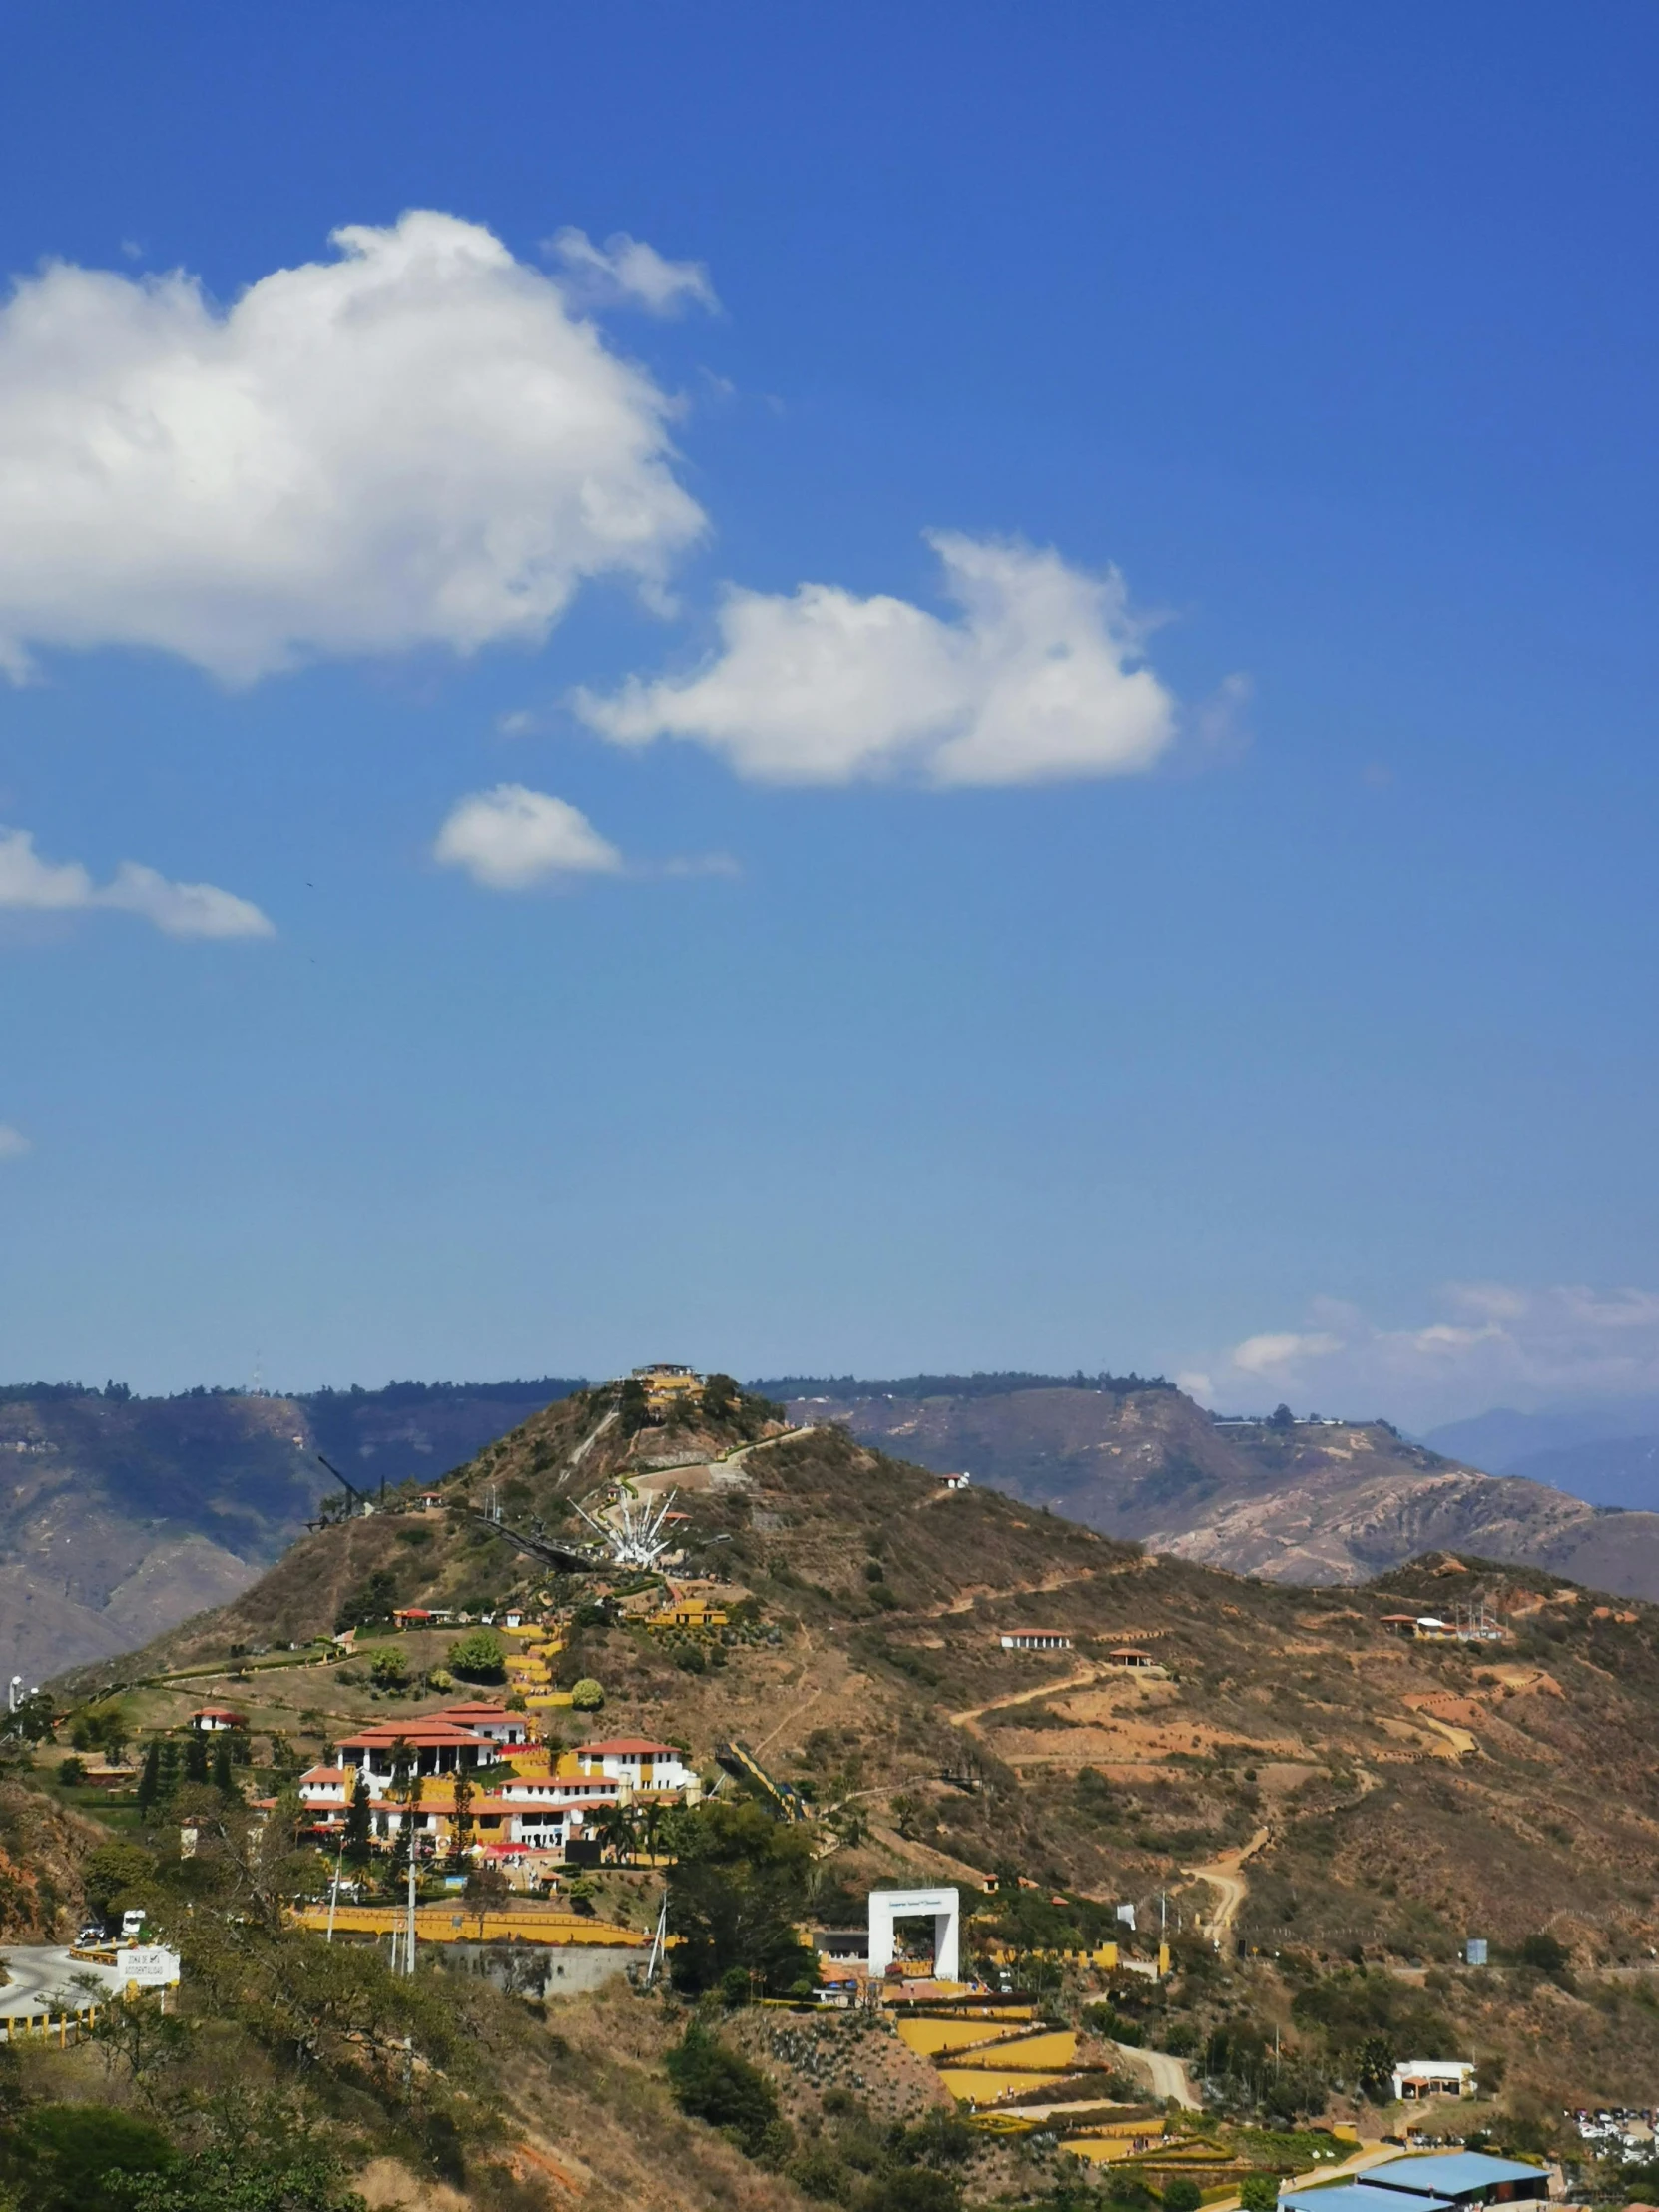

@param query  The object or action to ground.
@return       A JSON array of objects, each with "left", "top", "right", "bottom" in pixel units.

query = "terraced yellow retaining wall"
[
  {"left": 937, "top": 2067, "right": 1071, "bottom": 2103},
  {"left": 895, "top": 2017, "right": 1036, "bottom": 2056},
  {"left": 966, "top": 2029, "right": 1078, "bottom": 2070},
  {"left": 294, "top": 1905, "right": 642, "bottom": 1946}
]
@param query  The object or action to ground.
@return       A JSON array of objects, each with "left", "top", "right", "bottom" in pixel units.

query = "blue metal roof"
[
  {"left": 1366, "top": 2154, "right": 1549, "bottom": 2198},
  {"left": 1282, "top": 2187, "right": 1456, "bottom": 2212}
]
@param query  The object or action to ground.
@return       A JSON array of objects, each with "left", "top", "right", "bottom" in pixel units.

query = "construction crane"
[{"left": 316, "top": 1454, "right": 372, "bottom": 1516}]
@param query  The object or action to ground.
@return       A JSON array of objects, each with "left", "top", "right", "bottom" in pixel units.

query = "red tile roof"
[{"left": 337, "top": 1720, "right": 491, "bottom": 1747}]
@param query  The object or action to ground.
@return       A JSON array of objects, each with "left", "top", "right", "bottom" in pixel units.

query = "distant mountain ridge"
[
  {"left": 781, "top": 1375, "right": 1659, "bottom": 1600},
  {"left": 0, "top": 1376, "right": 585, "bottom": 1681}
]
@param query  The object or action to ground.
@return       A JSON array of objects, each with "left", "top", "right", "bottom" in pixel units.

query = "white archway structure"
[{"left": 868, "top": 1887, "right": 960, "bottom": 1982}]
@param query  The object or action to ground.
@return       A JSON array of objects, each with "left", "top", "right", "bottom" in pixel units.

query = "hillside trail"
[
  {"left": 908, "top": 1561, "right": 1127, "bottom": 1622},
  {"left": 560, "top": 1406, "right": 619, "bottom": 1485},
  {"left": 948, "top": 1665, "right": 1102, "bottom": 1732},
  {"left": 1181, "top": 1825, "right": 1270, "bottom": 1943}
]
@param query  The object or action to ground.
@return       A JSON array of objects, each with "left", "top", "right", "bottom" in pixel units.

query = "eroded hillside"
[{"left": 783, "top": 1378, "right": 1659, "bottom": 1596}]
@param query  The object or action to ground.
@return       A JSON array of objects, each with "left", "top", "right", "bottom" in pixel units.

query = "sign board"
[
  {"left": 1116, "top": 1903, "right": 1136, "bottom": 1929},
  {"left": 122, "top": 1946, "right": 181, "bottom": 1989},
  {"left": 1464, "top": 1937, "right": 1488, "bottom": 1966}
]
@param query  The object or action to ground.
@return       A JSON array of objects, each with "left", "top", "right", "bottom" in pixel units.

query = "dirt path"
[
  {"left": 1115, "top": 2040, "right": 1201, "bottom": 2110},
  {"left": 908, "top": 1563, "right": 1122, "bottom": 1622},
  {"left": 948, "top": 1665, "right": 1101, "bottom": 1731},
  {"left": 1181, "top": 1825, "right": 1269, "bottom": 1942}
]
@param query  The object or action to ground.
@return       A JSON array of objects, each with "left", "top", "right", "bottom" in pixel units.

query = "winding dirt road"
[{"left": 1182, "top": 1826, "right": 1270, "bottom": 1943}]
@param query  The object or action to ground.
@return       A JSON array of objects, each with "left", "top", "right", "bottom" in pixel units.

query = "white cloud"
[
  {"left": 0, "top": 1124, "right": 30, "bottom": 1159},
  {"left": 546, "top": 227, "right": 719, "bottom": 316},
  {"left": 1230, "top": 1330, "right": 1343, "bottom": 1377},
  {"left": 573, "top": 532, "right": 1177, "bottom": 787},
  {"left": 433, "top": 785, "right": 624, "bottom": 891},
  {"left": 0, "top": 827, "right": 272, "bottom": 939},
  {"left": 0, "top": 211, "right": 704, "bottom": 683},
  {"left": 1191, "top": 1283, "right": 1659, "bottom": 1428}
]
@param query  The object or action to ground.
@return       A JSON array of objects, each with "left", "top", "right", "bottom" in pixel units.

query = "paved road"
[{"left": 0, "top": 1945, "right": 126, "bottom": 2019}]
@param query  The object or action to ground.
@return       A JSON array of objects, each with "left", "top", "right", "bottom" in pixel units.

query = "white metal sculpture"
[{"left": 572, "top": 1487, "right": 678, "bottom": 1571}]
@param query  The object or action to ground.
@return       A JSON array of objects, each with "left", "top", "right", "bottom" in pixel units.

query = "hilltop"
[
  {"left": 0, "top": 1376, "right": 582, "bottom": 1681},
  {"left": 771, "top": 1375, "right": 1659, "bottom": 1598}
]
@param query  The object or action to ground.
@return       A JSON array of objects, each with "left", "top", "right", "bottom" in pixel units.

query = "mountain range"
[
  {"left": 0, "top": 1378, "right": 581, "bottom": 1682},
  {"left": 768, "top": 1375, "right": 1659, "bottom": 1601},
  {"left": 13, "top": 1364, "right": 1659, "bottom": 1685}
]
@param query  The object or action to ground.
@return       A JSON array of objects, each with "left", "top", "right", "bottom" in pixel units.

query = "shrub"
[
  {"left": 1518, "top": 1932, "right": 1570, "bottom": 1978},
  {"left": 1240, "top": 2176, "right": 1281, "bottom": 2212},
  {"left": 3, "top": 2102, "right": 173, "bottom": 2211},
  {"left": 56, "top": 1756, "right": 85, "bottom": 1786},
  {"left": 370, "top": 1648, "right": 409, "bottom": 1692},
  {"left": 1164, "top": 2182, "right": 1204, "bottom": 2212},
  {"left": 665, "top": 2021, "right": 781, "bottom": 2156},
  {"left": 448, "top": 1630, "right": 507, "bottom": 1684},
  {"left": 570, "top": 1677, "right": 605, "bottom": 1711}
]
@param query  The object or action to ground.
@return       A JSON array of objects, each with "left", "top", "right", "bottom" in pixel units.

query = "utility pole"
[
  {"left": 326, "top": 1835, "right": 346, "bottom": 1943},
  {"left": 406, "top": 1824, "right": 418, "bottom": 1975}
]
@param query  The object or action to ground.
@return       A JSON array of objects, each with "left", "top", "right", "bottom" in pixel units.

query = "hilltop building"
[{"left": 632, "top": 1364, "right": 703, "bottom": 1414}]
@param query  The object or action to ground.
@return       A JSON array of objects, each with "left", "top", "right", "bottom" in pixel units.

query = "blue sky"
[{"left": 1, "top": 4, "right": 1657, "bottom": 1425}]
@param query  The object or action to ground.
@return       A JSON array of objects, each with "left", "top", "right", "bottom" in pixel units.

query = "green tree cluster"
[{"left": 661, "top": 1800, "right": 817, "bottom": 1997}]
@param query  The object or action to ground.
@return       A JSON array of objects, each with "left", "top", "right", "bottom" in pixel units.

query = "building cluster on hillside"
[
  {"left": 297, "top": 1702, "right": 699, "bottom": 1867},
  {"left": 1380, "top": 1608, "right": 1506, "bottom": 1645}
]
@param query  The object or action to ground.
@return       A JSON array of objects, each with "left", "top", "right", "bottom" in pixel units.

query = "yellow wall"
[
  {"left": 895, "top": 2017, "right": 1034, "bottom": 2056},
  {"left": 972, "top": 2029, "right": 1077, "bottom": 2069},
  {"left": 937, "top": 2068, "right": 1071, "bottom": 2102}
]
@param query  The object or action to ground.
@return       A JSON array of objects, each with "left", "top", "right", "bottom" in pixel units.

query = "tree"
[
  {"left": 448, "top": 1630, "right": 506, "bottom": 1684},
  {"left": 136, "top": 1738, "right": 163, "bottom": 1814},
  {"left": 447, "top": 1773, "right": 475, "bottom": 1870},
  {"left": 1355, "top": 2035, "right": 1396, "bottom": 2102},
  {"left": 370, "top": 1647, "right": 409, "bottom": 1693},
  {"left": 82, "top": 1840, "right": 158, "bottom": 1929},
  {"left": 185, "top": 1730, "right": 210, "bottom": 1785},
  {"left": 1240, "top": 2175, "right": 1281, "bottom": 2212},
  {"left": 213, "top": 1737, "right": 240, "bottom": 1797},
  {"left": 666, "top": 1801, "right": 818, "bottom": 1997},
  {"left": 7, "top": 1688, "right": 56, "bottom": 1743},
  {"left": 1518, "top": 1931, "right": 1570, "bottom": 1978},
  {"left": 665, "top": 2022, "right": 781, "bottom": 2157},
  {"left": 1271, "top": 1403, "right": 1295, "bottom": 1429},
  {"left": 569, "top": 1677, "right": 605, "bottom": 1711},
  {"left": 334, "top": 1568, "right": 398, "bottom": 1634},
  {"left": 343, "top": 1771, "right": 372, "bottom": 1868}
]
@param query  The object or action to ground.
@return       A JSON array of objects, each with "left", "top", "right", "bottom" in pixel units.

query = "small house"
[
  {"left": 1392, "top": 2059, "right": 1477, "bottom": 2101},
  {"left": 190, "top": 1706, "right": 247, "bottom": 1733},
  {"left": 1105, "top": 1648, "right": 1153, "bottom": 1669}
]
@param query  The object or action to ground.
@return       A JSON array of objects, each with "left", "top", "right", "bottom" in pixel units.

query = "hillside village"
[{"left": 7, "top": 1369, "right": 1659, "bottom": 2209}]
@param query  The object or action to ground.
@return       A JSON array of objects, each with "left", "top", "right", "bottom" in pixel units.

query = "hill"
[
  {"left": 0, "top": 1377, "right": 582, "bottom": 1682},
  {"left": 58, "top": 1384, "right": 1659, "bottom": 2064},
  {"left": 770, "top": 1376, "right": 1659, "bottom": 1598}
]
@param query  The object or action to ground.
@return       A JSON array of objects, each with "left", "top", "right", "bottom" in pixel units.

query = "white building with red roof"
[{"left": 572, "top": 1738, "right": 696, "bottom": 1792}]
